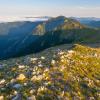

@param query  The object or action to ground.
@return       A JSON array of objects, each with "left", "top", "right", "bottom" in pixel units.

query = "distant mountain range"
[
  {"left": 81, "top": 20, "right": 100, "bottom": 28},
  {"left": 74, "top": 17, "right": 100, "bottom": 28},
  {"left": 0, "top": 16, "right": 100, "bottom": 60}
]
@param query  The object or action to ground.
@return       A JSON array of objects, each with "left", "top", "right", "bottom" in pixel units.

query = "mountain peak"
[{"left": 55, "top": 16, "right": 66, "bottom": 19}]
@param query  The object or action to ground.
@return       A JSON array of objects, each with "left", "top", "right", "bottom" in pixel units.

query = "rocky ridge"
[{"left": 0, "top": 44, "right": 100, "bottom": 100}]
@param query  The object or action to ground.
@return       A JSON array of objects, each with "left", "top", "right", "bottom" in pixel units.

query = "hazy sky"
[{"left": 0, "top": 0, "right": 100, "bottom": 17}]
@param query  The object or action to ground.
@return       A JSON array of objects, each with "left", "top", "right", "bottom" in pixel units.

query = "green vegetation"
[{"left": 0, "top": 44, "right": 100, "bottom": 100}]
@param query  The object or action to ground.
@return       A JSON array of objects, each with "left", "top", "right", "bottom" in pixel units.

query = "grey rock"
[
  {"left": 12, "top": 93, "right": 22, "bottom": 100},
  {"left": 0, "top": 64, "right": 3, "bottom": 69},
  {"left": 27, "top": 95, "right": 36, "bottom": 100},
  {"left": 13, "top": 84, "right": 22, "bottom": 90}
]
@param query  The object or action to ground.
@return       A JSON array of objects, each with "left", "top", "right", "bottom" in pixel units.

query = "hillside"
[
  {"left": 84, "top": 21, "right": 100, "bottom": 28},
  {"left": 0, "top": 21, "right": 43, "bottom": 59},
  {"left": 16, "top": 28, "right": 100, "bottom": 57},
  {"left": 35, "top": 16, "right": 85, "bottom": 32},
  {"left": 0, "top": 16, "right": 86, "bottom": 60},
  {"left": 0, "top": 44, "right": 100, "bottom": 99},
  {"left": 74, "top": 17, "right": 100, "bottom": 28},
  {"left": 0, "top": 16, "right": 100, "bottom": 60},
  {"left": 13, "top": 17, "right": 100, "bottom": 58}
]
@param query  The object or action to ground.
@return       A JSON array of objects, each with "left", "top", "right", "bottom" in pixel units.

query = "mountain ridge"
[
  {"left": 0, "top": 44, "right": 100, "bottom": 99},
  {"left": 0, "top": 16, "right": 100, "bottom": 60}
]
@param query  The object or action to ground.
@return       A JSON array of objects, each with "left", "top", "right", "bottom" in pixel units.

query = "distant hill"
[
  {"left": 14, "top": 16, "right": 100, "bottom": 57},
  {"left": 37, "top": 16, "right": 85, "bottom": 32},
  {"left": 83, "top": 21, "right": 100, "bottom": 28},
  {"left": 74, "top": 17, "right": 100, "bottom": 28},
  {"left": 16, "top": 28, "right": 100, "bottom": 57},
  {"left": 0, "top": 21, "right": 43, "bottom": 59},
  {"left": 74, "top": 17, "right": 100, "bottom": 23}
]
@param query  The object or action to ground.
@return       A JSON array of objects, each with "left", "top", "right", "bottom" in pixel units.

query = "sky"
[{"left": 0, "top": 0, "right": 100, "bottom": 17}]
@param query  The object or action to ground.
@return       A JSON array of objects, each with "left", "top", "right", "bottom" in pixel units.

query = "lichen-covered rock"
[
  {"left": 27, "top": 95, "right": 36, "bottom": 100},
  {"left": 0, "top": 96, "right": 4, "bottom": 100},
  {"left": 16, "top": 74, "right": 26, "bottom": 81},
  {"left": 0, "top": 79, "right": 5, "bottom": 85},
  {"left": 18, "top": 65, "right": 25, "bottom": 69}
]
